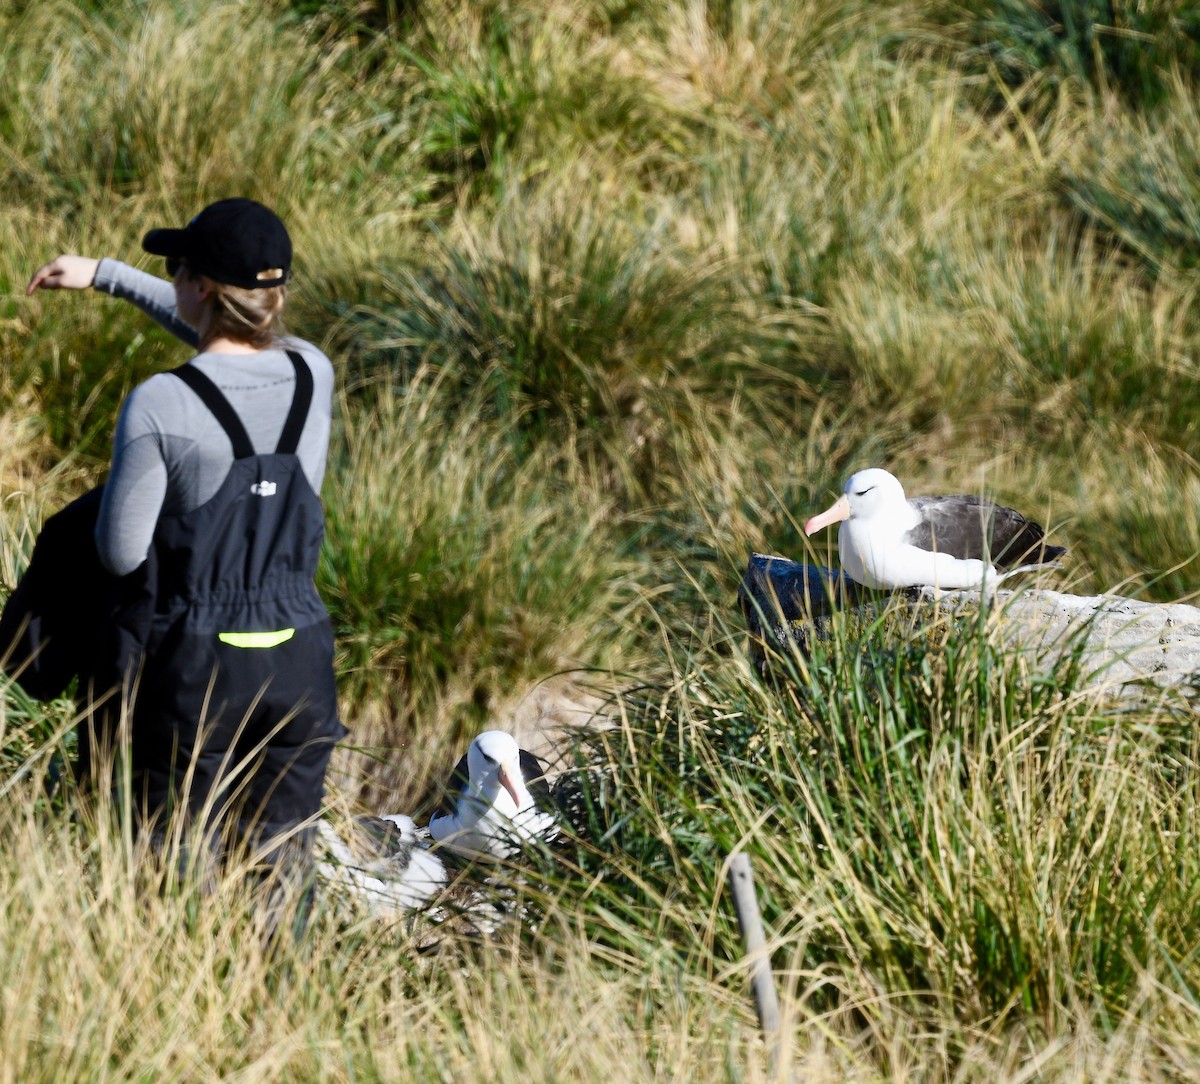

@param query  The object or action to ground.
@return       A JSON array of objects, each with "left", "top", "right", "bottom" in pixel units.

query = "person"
[{"left": 24, "top": 198, "right": 346, "bottom": 916}]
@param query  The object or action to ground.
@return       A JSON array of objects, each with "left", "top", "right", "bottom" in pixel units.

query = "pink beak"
[
  {"left": 804, "top": 493, "right": 851, "bottom": 536},
  {"left": 498, "top": 762, "right": 525, "bottom": 807}
]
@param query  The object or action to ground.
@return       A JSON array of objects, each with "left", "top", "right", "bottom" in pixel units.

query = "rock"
[{"left": 740, "top": 552, "right": 1200, "bottom": 694}]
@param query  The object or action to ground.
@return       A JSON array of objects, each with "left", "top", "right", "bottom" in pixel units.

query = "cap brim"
[{"left": 142, "top": 227, "right": 190, "bottom": 257}]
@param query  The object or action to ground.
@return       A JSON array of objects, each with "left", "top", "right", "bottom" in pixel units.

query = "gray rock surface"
[{"left": 740, "top": 552, "right": 1200, "bottom": 693}]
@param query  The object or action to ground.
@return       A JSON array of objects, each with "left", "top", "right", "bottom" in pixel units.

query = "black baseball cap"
[{"left": 142, "top": 198, "right": 292, "bottom": 288}]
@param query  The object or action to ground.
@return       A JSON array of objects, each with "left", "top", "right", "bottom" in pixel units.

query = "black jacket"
[{"left": 0, "top": 485, "right": 153, "bottom": 702}]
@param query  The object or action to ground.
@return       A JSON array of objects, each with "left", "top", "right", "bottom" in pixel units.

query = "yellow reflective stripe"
[{"left": 217, "top": 629, "right": 295, "bottom": 649}]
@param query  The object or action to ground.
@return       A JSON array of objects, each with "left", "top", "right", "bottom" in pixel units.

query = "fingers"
[{"left": 25, "top": 262, "right": 57, "bottom": 295}]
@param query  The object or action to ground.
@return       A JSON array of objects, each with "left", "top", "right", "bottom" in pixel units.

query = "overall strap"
[
  {"left": 276, "top": 350, "right": 313, "bottom": 455},
  {"left": 170, "top": 350, "right": 313, "bottom": 459},
  {"left": 171, "top": 364, "right": 255, "bottom": 459}
]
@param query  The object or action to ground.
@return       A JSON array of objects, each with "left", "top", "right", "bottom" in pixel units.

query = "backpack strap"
[
  {"left": 171, "top": 364, "right": 255, "bottom": 459},
  {"left": 276, "top": 350, "right": 313, "bottom": 455},
  {"left": 170, "top": 350, "right": 313, "bottom": 459}
]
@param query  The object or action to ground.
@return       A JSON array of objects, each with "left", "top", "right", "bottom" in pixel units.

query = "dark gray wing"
[
  {"left": 434, "top": 752, "right": 471, "bottom": 818},
  {"left": 519, "top": 748, "right": 556, "bottom": 813},
  {"left": 907, "top": 495, "right": 1066, "bottom": 569}
]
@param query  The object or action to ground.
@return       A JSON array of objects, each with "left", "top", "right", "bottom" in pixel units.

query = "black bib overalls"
[{"left": 133, "top": 351, "right": 346, "bottom": 854}]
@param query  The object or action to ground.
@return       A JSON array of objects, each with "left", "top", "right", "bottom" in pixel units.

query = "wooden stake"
[{"left": 727, "top": 851, "right": 784, "bottom": 1075}]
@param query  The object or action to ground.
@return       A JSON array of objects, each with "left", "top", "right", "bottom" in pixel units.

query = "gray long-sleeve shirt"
[{"left": 92, "top": 259, "right": 335, "bottom": 576}]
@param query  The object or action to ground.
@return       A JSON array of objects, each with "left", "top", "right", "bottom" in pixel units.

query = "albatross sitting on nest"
[
  {"left": 804, "top": 467, "right": 1066, "bottom": 590},
  {"left": 429, "top": 730, "right": 560, "bottom": 860}
]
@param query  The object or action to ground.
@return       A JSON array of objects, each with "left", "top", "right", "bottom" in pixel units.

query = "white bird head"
[
  {"left": 430, "top": 729, "right": 558, "bottom": 860},
  {"left": 466, "top": 730, "right": 530, "bottom": 810},
  {"left": 804, "top": 468, "right": 908, "bottom": 535},
  {"left": 806, "top": 468, "right": 907, "bottom": 535}
]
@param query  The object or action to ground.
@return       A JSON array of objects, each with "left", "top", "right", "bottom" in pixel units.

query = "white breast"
[{"left": 841, "top": 520, "right": 996, "bottom": 589}]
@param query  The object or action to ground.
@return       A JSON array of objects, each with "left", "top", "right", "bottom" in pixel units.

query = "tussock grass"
[
  {"left": 0, "top": 1, "right": 393, "bottom": 208},
  {"left": 321, "top": 375, "right": 646, "bottom": 807},
  {"left": 940, "top": 0, "right": 1200, "bottom": 110},
  {"left": 6, "top": 602, "right": 1200, "bottom": 1079},
  {"left": 400, "top": 0, "right": 707, "bottom": 195},
  {"left": 1066, "top": 74, "right": 1200, "bottom": 274},
  {"left": 340, "top": 179, "right": 777, "bottom": 490},
  {"left": 509, "top": 595, "right": 1200, "bottom": 1075},
  {"left": 4, "top": 0, "right": 1200, "bottom": 1076}
]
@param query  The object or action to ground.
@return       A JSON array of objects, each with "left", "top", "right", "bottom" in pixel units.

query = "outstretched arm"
[{"left": 27, "top": 254, "right": 199, "bottom": 348}]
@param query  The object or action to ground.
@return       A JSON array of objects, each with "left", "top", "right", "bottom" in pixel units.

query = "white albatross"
[
  {"left": 429, "top": 730, "right": 560, "bottom": 860},
  {"left": 803, "top": 467, "right": 1066, "bottom": 590}
]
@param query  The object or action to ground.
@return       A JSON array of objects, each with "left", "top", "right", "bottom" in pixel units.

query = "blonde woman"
[{"left": 27, "top": 199, "right": 345, "bottom": 915}]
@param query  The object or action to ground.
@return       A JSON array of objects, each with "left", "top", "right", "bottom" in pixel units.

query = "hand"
[{"left": 26, "top": 255, "right": 100, "bottom": 295}]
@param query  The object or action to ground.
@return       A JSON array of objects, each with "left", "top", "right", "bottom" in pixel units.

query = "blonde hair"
[{"left": 184, "top": 266, "right": 288, "bottom": 348}]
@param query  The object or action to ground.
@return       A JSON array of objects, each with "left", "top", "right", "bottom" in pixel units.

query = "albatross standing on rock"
[
  {"left": 429, "top": 730, "right": 560, "bottom": 860},
  {"left": 804, "top": 467, "right": 1066, "bottom": 590}
]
